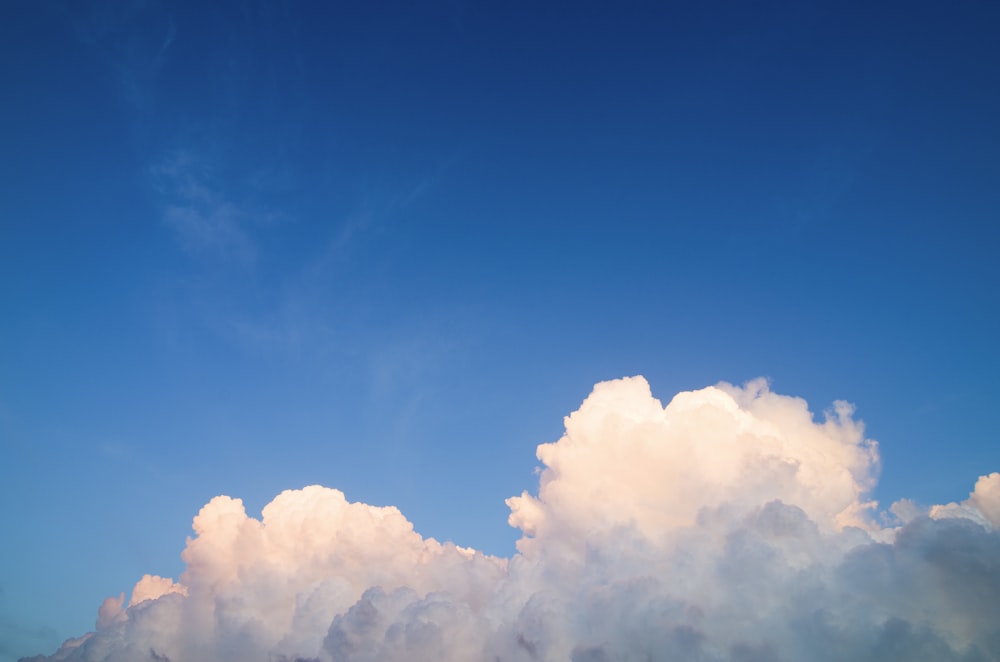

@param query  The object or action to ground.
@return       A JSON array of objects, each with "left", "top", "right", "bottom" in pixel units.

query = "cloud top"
[
  {"left": 27, "top": 377, "right": 1000, "bottom": 661},
  {"left": 508, "top": 377, "right": 878, "bottom": 559}
]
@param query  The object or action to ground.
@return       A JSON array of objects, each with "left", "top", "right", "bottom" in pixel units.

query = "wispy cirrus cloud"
[
  {"left": 66, "top": 0, "right": 176, "bottom": 113},
  {"left": 151, "top": 150, "right": 283, "bottom": 263}
]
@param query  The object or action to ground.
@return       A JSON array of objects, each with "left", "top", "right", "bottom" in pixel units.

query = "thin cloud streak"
[{"left": 151, "top": 150, "right": 259, "bottom": 263}]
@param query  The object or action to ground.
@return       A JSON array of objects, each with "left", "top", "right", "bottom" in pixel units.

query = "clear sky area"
[{"left": 1, "top": 2, "right": 998, "bottom": 660}]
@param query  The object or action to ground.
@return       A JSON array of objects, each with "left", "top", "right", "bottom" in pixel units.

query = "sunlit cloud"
[{"left": 27, "top": 377, "right": 1000, "bottom": 661}]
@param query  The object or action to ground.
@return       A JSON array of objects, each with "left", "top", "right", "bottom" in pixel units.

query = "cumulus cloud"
[
  {"left": 926, "top": 472, "right": 1000, "bottom": 530},
  {"left": 127, "top": 576, "right": 187, "bottom": 608},
  {"left": 26, "top": 377, "right": 1000, "bottom": 661},
  {"left": 507, "top": 376, "right": 878, "bottom": 559}
]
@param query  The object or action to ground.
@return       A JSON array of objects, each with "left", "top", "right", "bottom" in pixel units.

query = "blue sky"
[{"left": 1, "top": 1, "right": 999, "bottom": 659}]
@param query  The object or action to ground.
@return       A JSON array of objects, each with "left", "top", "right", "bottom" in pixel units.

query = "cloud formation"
[
  {"left": 151, "top": 150, "right": 273, "bottom": 263},
  {"left": 26, "top": 377, "right": 1000, "bottom": 661}
]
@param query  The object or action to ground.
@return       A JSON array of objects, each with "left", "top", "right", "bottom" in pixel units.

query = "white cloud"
[
  {"left": 508, "top": 376, "right": 879, "bottom": 561},
  {"left": 967, "top": 472, "right": 1000, "bottom": 527},
  {"left": 29, "top": 377, "right": 1000, "bottom": 661},
  {"left": 925, "top": 471, "right": 1000, "bottom": 531},
  {"left": 128, "top": 576, "right": 186, "bottom": 608}
]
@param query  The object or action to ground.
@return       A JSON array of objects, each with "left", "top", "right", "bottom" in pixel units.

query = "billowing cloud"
[
  {"left": 25, "top": 377, "right": 1000, "bottom": 661},
  {"left": 928, "top": 472, "right": 1000, "bottom": 530}
]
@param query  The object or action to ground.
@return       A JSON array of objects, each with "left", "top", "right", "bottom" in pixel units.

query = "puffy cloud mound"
[
  {"left": 507, "top": 376, "right": 878, "bottom": 557},
  {"left": 26, "top": 377, "right": 1000, "bottom": 661}
]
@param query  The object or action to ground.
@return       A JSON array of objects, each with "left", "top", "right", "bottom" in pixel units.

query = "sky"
[{"left": 1, "top": 1, "right": 999, "bottom": 660}]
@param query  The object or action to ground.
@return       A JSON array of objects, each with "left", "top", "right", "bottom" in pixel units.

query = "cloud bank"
[{"left": 26, "top": 377, "right": 1000, "bottom": 661}]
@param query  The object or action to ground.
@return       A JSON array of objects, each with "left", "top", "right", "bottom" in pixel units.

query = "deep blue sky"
[{"left": 2, "top": 1, "right": 998, "bottom": 658}]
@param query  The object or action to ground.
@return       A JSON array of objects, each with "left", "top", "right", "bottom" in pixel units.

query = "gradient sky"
[{"left": 1, "top": 1, "right": 998, "bottom": 659}]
